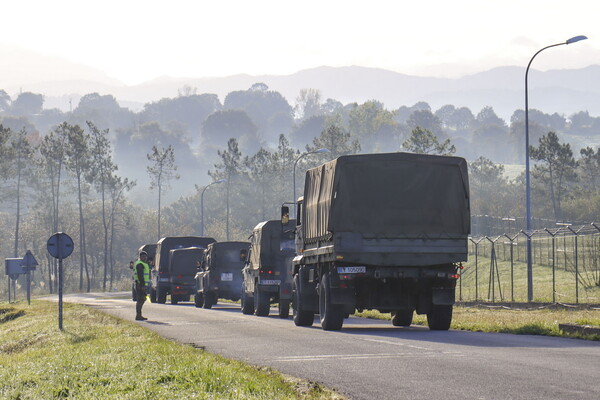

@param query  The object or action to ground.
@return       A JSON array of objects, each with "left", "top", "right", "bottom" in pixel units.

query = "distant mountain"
[
  {"left": 116, "top": 65, "right": 600, "bottom": 120},
  {"left": 2, "top": 45, "right": 600, "bottom": 120}
]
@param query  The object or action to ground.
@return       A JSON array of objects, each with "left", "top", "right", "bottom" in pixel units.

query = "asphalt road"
[{"left": 55, "top": 292, "right": 600, "bottom": 400}]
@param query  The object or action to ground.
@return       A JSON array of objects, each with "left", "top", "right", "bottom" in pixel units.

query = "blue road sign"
[{"left": 47, "top": 232, "right": 74, "bottom": 259}]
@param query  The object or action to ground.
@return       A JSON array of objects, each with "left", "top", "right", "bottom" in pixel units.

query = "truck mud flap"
[
  {"left": 432, "top": 288, "right": 455, "bottom": 305},
  {"left": 330, "top": 287, "right": 355, "bottom": 307}
]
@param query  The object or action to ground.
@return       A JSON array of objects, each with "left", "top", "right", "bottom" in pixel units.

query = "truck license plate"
[
  {"left": 221, "top": 273, "right": 233, "bottom": 281},
  {"left": 259, "top": 279, "right": 281, "bottom": 285},
  {"left": 337, "top": 266, "right": 366, "bottom": 274}
]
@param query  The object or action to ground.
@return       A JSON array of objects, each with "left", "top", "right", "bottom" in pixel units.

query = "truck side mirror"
[
  {"left": 281, "top": 206, "right": 289, "bottom": 225},
  {"left": 240, "top": 249, "right": 248, "bottom": 262}
]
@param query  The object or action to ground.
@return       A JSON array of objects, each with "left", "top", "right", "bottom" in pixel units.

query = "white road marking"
[{"left": 273, "top": 352, "right": 460, "bottom": 362}]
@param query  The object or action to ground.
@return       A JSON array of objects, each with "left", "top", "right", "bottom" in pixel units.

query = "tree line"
[{"left": 1, "top": 83, "right": 599, "bottom": 296}]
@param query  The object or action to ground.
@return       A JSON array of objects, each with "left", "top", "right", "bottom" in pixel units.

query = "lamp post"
[
  {"left": 292, "top": 148, "right": 330, "bottom": 217},
  {"left": 524, "top": 35, "right": 587, "bottom": 302},
  {"left": 200, "top": 179, "right": 226, "bottom": 236}
]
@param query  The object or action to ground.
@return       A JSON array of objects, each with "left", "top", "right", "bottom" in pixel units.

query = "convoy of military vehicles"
[{"left": 131, "top": 152, "right": 471, "bottom": 331}]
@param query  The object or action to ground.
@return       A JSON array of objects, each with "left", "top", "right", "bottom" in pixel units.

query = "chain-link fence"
[{"left": 460, "top": 222, "right": 600, "bottom": 304}]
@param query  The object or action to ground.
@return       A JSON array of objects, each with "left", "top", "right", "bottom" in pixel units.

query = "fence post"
[
  {"left": 504, "top": 233, "right": 519, "bottom": 302},
  {"left": 470, "top": 237, "right": 484, "bottom": 301},
  {"left": 486, "top": 236, "right": 503, "bottom": 302},
  {"left": 544, "top": 228, "right": 560, "bottom": 303},
  {"left": 567, "top": 226, "right": 583, "bottom": 304}
]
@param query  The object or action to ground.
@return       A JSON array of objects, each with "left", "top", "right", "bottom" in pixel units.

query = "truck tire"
[
  {"left": 157, "top": 287, "right": 167, "bottom": 304},
  {"left": 254, "top": 285, "right": 270, "bottom": 316},
  {"left": 150, "top": 287, "right": 157, "bottom": 303},
  {"left": 391, "top": 309, "right": 414, "bottom": 327},
  {"left": 194, "top": 293, "right": 204, "bottom": 308},
  {"left": 292, "top": 274, "right": 314, "bottom": 326},
  {"left": 203, "top": 292, "right": 214, "bottom": 309},
  {"left": 171, "top": 295, "right": 179, "bottom": 305},
  {"left": 278, "top": 299, "right": 290, "bottom": 319},
  {"left": 427, "top": 305, "right": 453, "bottom": 330},
  {"left": 319, "top": 272, "right": 344, "bottom": 331},
  {"left": 241, "top": 284, "right": 254, "bottom": 314}
]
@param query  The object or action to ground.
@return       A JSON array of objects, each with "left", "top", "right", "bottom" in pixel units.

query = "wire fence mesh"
[{"left": 462, "top": 219, "right": 600, "bottom": 304}]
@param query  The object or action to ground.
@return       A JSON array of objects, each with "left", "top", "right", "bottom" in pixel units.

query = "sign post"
[
  {"left": 5, "top": 258, "right": 24, "bottom": 303},
  {"left": 47, "top": 233, "right": 74, "bottom": 330},
  {"left": 20, "top": 250, "right": 38, "bottom": 305}
]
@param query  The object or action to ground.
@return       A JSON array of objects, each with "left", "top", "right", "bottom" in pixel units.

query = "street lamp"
[
  {"left": 292, "top": 148, "right": 330, "bottom": 217},
  {"left": 524, "top": 35, "right": 587, "bottom": 302},
  {"left": 200, "top": 179, "right": 226, "bottom": 236}
]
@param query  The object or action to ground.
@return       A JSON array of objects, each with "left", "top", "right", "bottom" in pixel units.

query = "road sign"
[
  {"left": 21, "top": 250, "right": 38, "bottom": 271},
  {"left": 5, "top": 258, "right": 24, "bottom": 276},
  {"left": 47, "top": 233, "right": 74, "bottom": 259}
]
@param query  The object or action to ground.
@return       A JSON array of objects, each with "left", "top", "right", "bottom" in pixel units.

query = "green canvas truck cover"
[
  {"left": 248, "top": 220, "right": 296, "bottom": 270},
  {"left": 303, "top": 152, "right": 470, "bottom": 241}
]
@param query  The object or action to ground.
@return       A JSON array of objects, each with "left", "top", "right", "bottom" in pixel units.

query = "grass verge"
[
  {"left": 355, "top": 304, "right": 600, "bottom": 340},
  {"left": 0, "top": 300, "right": 343, "bottom": 400}
]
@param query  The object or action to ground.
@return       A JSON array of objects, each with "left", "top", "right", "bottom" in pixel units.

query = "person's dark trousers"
[{"left": 135, "top": 283, "right": 147, "bottom": 320}]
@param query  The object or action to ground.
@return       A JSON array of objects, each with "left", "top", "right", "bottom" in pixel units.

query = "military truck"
[
  {"left": 131, "top": 243, "right": 157, "bottom": 301},
  {"left": 195, "top": 241, "right": 250, "bottom": 309},
  {"left": 168, "top": 247, "right": 206, "bottom": 305},
  {"left": 150, "top": 236, "right": 216, "bottom": 304},
  {"left": 292, "top": 152, "right": 470, "bottom": 331},
  {"left": 241, "top": 218, "right": 296, "bottom": 318}
]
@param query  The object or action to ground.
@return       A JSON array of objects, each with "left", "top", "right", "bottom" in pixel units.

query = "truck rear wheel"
[
  {"left": 278, "top": 299, "right": 290, "bottom": 319},
  {"left": 319, "top": 273, "right": 344, "bottom": 331},
  {"left": 254, "top": 285, "right": 270, "bottom": 316},
  {"left": 241, "top": 284, "right": 254, "bottom": 314},
  {"left": 427, "top": 305, "right": 453, "bottom": 330},
  {"left": 171, "top": 295, "right": 179, "bottom": 305},
  {"left": 157, "top": 287, "right": 167, "bottom": 304},
  {"left": 194, "top": 293, "right": 204, "bottom": 308},
  {"left": 149, "top": 287, "right": 157, "bottom": 303},
  {"left": 292, "top": 274, "right": 314, "bottom": 326},
  {"left": 391, "top": 309, "right": 414, "bottom": 327}
]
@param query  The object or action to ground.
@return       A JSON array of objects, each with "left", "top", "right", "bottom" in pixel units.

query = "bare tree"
[
  {"left": 65, "top": 123, "right": 92, "bottom": 291},
  {"left": 87, "top": 121, "right": 117, "bottom": 291},
  {"left": 147, "top": 145, "right": 179, "bottom": 241}
]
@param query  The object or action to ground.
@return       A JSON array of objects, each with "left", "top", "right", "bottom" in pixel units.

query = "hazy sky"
[{"left": 1, "top": 0, "right": 598, "bottom": 85}]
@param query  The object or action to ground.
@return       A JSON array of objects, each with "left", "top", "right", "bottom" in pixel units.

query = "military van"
[
  {"left": 150, "top": 236, "right": 216, "bottom": 303},
  {"left": 168, "top": 247, "right": 206, "bottom": 304},
  {"left": 195, "top": 241, "right": 250, "bottom": 308}
]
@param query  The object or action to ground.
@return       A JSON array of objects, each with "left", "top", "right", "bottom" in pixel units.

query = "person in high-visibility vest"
[{"left": 134, "top": 251, "right": 150, "bottom": 321}]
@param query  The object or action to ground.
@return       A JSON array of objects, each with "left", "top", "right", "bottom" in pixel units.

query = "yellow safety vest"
[{"left": 134, "top": 260, "right": 150, "bottom": 286}]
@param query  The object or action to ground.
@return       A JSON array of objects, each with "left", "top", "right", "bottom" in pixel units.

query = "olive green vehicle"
[
  {"left": 241, "top": 219, "right": 296, "bottom": 318},
  {"left": 195, "top": 241, "right": 250, "bottom": 309},
  {"left": 292, "top": 152, "right": 470, "bottom": 331},
  {"left": 150, "top": 236, "right": 216, "bottom": 304}
]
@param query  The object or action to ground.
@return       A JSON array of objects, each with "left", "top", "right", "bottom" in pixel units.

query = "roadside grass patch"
[
  {"left": 0, "top": 300, "right": 343, "bottom": 399},
  {"left": 355, "top": 305, "right": 600, "bottom": 340}
]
